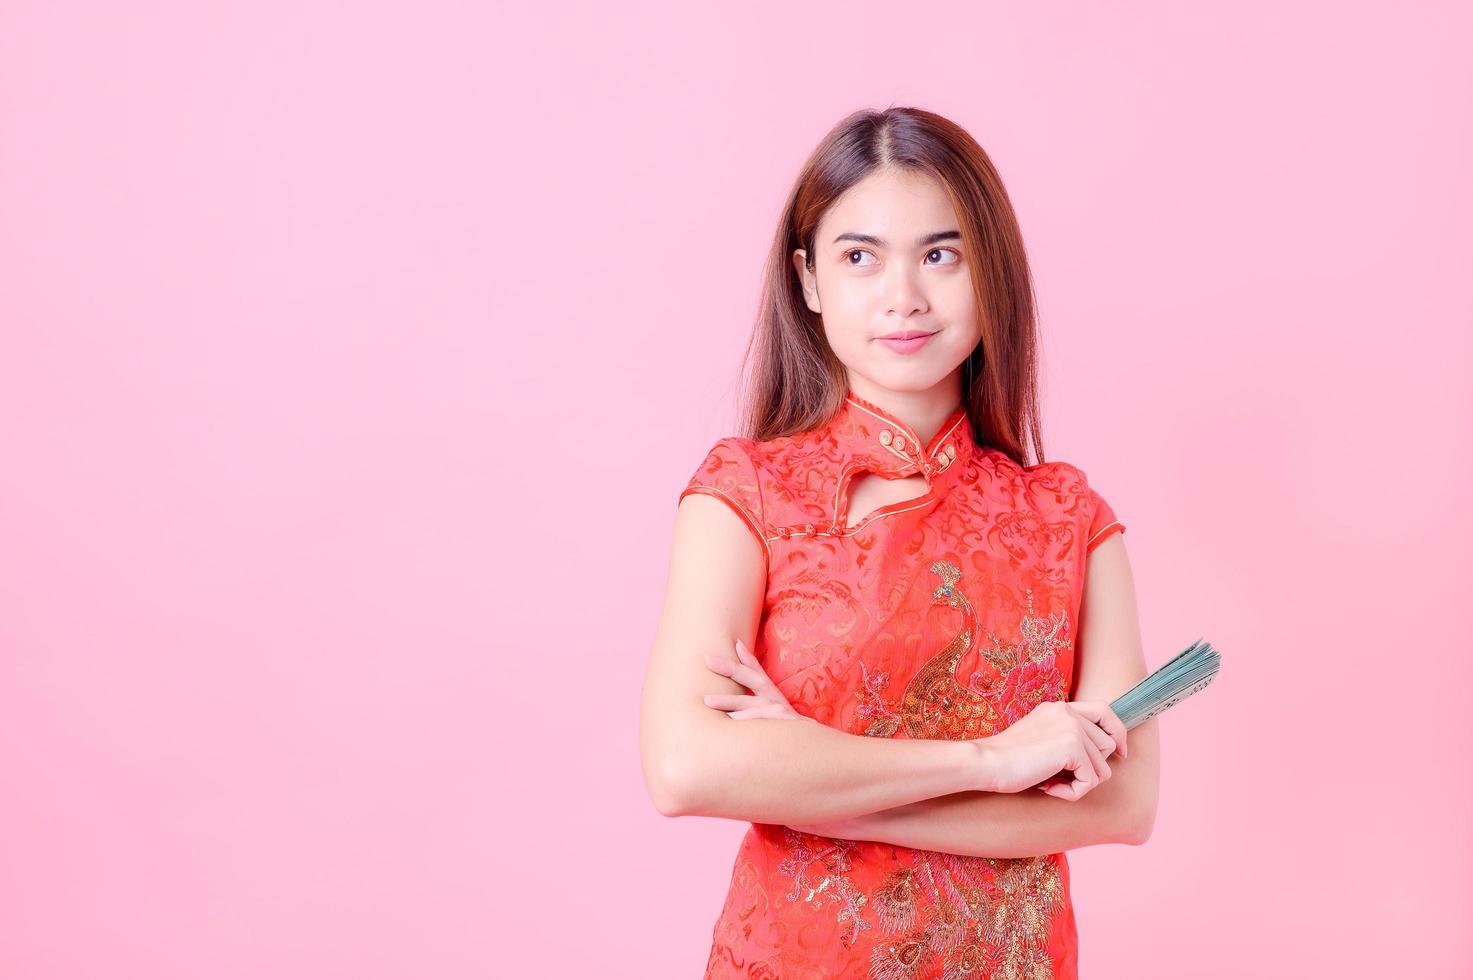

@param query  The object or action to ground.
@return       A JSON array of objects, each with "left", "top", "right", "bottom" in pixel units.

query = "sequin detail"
[
  {"left": 778, "top": 826, "right": 1066, "bottom": 979},
  {"left": 777, "top": 560, "right": 1073, "bottom": 977},
  {"left": 855, "top": 562, "right": 1071, "bottom": 740}
]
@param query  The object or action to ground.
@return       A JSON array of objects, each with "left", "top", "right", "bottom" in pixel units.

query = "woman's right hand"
[{"left": 976, "top": 700, "right": 1129, "bottom": 800}]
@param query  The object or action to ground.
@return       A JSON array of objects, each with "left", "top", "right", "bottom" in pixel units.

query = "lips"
[{"left": 876, "top": 330, "right": 938, "bottom": 354}]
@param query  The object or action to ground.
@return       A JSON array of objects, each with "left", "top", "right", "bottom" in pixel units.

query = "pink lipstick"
[{"left": 877, "top": 330, "right": 937, "bottom": 354}]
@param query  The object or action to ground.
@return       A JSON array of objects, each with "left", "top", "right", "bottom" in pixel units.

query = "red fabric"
[
  {"left": 680, "top": 389, "right": 1125, "bottom": 979},
  {"left": 1085, "top": 487, "right": 1125, "bottom": 556}
]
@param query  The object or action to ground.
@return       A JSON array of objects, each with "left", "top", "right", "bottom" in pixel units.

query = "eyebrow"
[{"left": 831, "top": 230, "right": 962, "bottom": 248}]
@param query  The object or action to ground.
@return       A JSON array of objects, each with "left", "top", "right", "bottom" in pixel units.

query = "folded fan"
[{"left": 1110, "top": 637, "right": 1220, "bottom": 730}]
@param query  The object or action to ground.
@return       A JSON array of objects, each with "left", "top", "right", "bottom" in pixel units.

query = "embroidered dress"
[{"left": 680, "top": 390, "right": 1125, "bottom": 980}]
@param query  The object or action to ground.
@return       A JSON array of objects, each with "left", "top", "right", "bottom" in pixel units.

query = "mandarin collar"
[{"left": 821, "top": 389, "right": 977, "bottom": 482}]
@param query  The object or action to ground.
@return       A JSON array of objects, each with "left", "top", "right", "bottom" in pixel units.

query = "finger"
[
  {"left": 1057, "top": 735, "right": 1105, "bottom": 799},
  {"left": 1103, "top": 707, "right": 1129, "bottom": 759},
  {"left": 727, "top": 662, "right": 773, "bottom": 693},
  {"left": 1079, "top": 700, "right": 1129, "bottom": 758},
  {"left": 705, "top": 655, "right": 767, "bottom": 694},
  {"left": 1077, "top": 720, "right": 1112, "bottom": 783},
  {"left": 1079, "top": 716, "right": 1118, "bottom": 760},
  {"left": 703, "top": 693, "right": 761, "bottom": 711},
  {"left": 726, "top": 698, "right": 803, "bottom": 722},
  {"left": 732, "top": 641, "right": 784, "bottom": 698},
  {"left": 1045, "top": 780, "right": 1082, "bottom": 800},
  {"left": 1058, "top": 780, "right": 1089, "bottom": 801},
  {"left": 1046, "top": 773, "right": 1085, "bottom": 801},
  {"left": 714, "top": 648, "right": 801, "bottom": 722},
  {"left": 728, "top": 706, "right": 783, "bottom": 720},
  {"left": 707, "top": 652, "right": 770, "bottom": 694},
  {"left": 1054, "top": 747, "right": 1097, "bottom": 801},
  {"left": 1062, "top": 748, "right": 1104, "bottom": 799},
  {"left": 734, "top": 638, "right": 758, "bottom": 665},
  {"left": 1070, "top": 700, "right": 1130, "bottom": 759}
]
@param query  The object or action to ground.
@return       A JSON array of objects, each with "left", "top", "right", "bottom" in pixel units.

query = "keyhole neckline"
[
  {"left": 833, "top": 466, "right": 936, "bottom": 534},
  {"left": 824, "top": 390, "right": 981, "bottom": 533}
]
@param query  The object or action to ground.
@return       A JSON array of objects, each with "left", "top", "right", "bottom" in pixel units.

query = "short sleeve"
[
  {"left": 1085, "top": 484, "right": 1126, "bottom": 556},
  {"left": 678, "top": 437, "right": 770, "bottom": 563}
]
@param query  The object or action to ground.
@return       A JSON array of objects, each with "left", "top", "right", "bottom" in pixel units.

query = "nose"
[{"left": 882, "top": 263, "right": 927, "bottom": 319}]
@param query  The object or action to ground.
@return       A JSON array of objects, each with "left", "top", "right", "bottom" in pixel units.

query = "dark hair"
[{"left": 737, "top": 106, "right": 1046, "bottom": 467}]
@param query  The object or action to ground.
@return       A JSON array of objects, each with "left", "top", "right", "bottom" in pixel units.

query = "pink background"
[{"left": 2, "top": 3, "right": 1469, "bottom": 977}]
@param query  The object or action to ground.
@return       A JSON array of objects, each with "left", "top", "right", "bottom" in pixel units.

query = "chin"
[{"left": 860, "top": 364, "right": 955, "bottom": 394}]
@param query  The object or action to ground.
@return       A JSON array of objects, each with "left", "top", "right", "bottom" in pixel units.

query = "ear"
[{"left": 791, "top": 249, "right": 821, "bottom": 314}]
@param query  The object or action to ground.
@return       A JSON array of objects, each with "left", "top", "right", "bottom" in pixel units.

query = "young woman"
[{"left": 640, "top": 106, "right": 1160, "bottom": 980}]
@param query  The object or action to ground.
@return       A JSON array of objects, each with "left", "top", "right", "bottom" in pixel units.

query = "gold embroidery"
[
  {"left": 973, "top": 854, "right": 1067, "bottom": 979},
  {"left": 775, "top": 831, "right": 873, "bottom": 949},
  {"left": 871, "top": 866, "right": 919, "bottom": 933},
  {"left": 787, "top": 560, "right": 1071, "bottom": 977},
  {"left": 779, "top": 827, "right": 1066, "bottom": 979},
  {"left": 856, "top": 660, "right": 903, "bottom": 737},
  {"left": 855, "top": 562, "right": 1070, "bottom": 741}
]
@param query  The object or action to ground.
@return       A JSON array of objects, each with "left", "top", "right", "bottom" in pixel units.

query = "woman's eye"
[{"left": 844, "top": 248, "right": 958, "bottom": 267}]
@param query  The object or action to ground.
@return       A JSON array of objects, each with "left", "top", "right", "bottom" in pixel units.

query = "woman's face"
[{"left": 794, "top": 166, "right": 981, "bottom": 400}]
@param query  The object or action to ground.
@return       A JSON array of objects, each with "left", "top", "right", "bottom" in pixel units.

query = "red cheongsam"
[{"left": 679, "top": 389, "right": 1126, "bottom": 980}]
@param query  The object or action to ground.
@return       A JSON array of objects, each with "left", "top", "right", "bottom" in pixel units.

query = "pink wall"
[{"left": 2, "top": 2, "right": 1469, "bottom": 977}]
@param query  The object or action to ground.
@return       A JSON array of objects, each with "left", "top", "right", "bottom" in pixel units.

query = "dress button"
[
  {"left": 804, "top": 523, "right": 815, "bottom": 535},
  {"left": 779, "top": 527, "right": 792, "bottom": 538},
  {"left": 878, "top": 429, "right": 892, "bottom": 446},
  {"left": 892, "top": 435, "right": 906, "bottom": 452}
]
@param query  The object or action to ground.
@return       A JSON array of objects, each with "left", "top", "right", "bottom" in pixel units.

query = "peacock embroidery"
[
  {"left": 855, "top": 559, "right": 1072, "bottom": 740},
  {"left": 773, "top": 558, "right": 1072, "bottom": 978}
]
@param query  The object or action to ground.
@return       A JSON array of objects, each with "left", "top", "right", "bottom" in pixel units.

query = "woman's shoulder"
[
  {"left": 681, "top": 430, "right": 827, "bottom": 531},
  {"left": 1019, "top": 456, "right": 1127, "bottom": 550},
  {"left": 1020, "top": 456, "right": 1089, "bottom": 485},
  {"left": 1000, "top": 455, "right": 1098, "bottom": 514},
  {"left": 690, "top": 428, "right": 821, "bottom": 476},
  {"left": 680, "top": 433, "right": 795, "bottom": 516}
]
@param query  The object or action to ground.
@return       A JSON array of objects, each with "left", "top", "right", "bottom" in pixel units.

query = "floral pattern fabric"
[{"left": 680, "top": 389, "right": 1125, "bottom": 979}]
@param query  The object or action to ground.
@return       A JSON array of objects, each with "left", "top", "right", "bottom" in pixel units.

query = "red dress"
[{"left": 679, "top": 389, "right": 1126, "bottom": 980}]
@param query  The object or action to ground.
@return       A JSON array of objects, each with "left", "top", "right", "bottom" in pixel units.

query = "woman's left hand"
[
  {"left": 703, "top": 639, "right": 869, "bottom": 840},
  {"left": 702, "top": 638, "right": 810, "bottom": 723}
]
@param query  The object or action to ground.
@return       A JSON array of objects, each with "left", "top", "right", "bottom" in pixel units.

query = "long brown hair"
[{"left": 736, "top": 106, "right": 1046, "bottom": 467}]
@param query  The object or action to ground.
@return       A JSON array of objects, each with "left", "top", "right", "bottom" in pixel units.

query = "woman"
[{"left": 640, "top": 106, "right": 1160, "bottom": 979}]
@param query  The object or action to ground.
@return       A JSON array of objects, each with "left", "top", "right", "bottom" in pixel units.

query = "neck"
[{"left": 846, "top": 376, "right": 964, "bottom": 447}]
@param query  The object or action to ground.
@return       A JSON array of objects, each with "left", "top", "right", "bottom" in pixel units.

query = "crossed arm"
[
  {"left": 640, "top": 495, "right": 1159, "bottom": 860},
  {"left": 789, "top": 718, "right": 1159, "bottom": 859},
  {"left": 784, "top": 533, "right": 1160, "bottom": 858}
]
